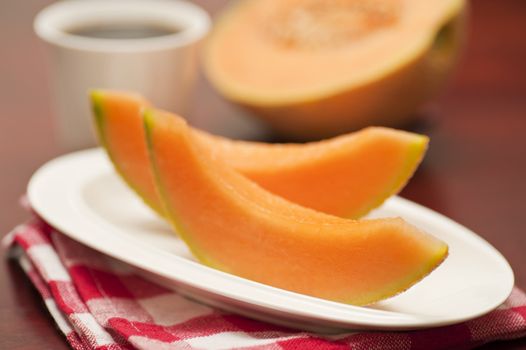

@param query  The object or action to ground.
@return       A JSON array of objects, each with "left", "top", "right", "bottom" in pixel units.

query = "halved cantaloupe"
[
  {"left": 144, "top": 108, "right": 447, "bottom": 305},
  {"left": 91, "top": 90, "right": 427, "bottom": 218},
  {"left": 204, "top": 0, "right": 467, "bottom": 139}
]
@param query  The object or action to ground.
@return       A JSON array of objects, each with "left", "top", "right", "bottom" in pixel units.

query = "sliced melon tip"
[
  {"left": 142, "top": 108, "right": 157, "bottom": 149},
  {"left": 89, "top": 90, "right": 104, "bottom": 117},
  {"left": 413, "top": 134, "right": 430, "bottom": 153},
  {"left": 352, "top": 130, "right": 429, "bottom": 218},
  {"left": 408, "top": 135, "right": 429, "bottom": 165},
  {"left": 387, "top": 134, "right": 428, "bottom": 201},
  {"left": 89, "top": 90, "right": 107, "bottom": 117},
  {"left": 89, "top": 88, "right": 104, "bottom": 100},
  {"left": 89, "top": 90, "right": 108, "bottom": 148}
]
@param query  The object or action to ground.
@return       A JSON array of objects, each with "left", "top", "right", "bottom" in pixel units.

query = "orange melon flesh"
[
  {"left": 205, "top": 0, "right": 465, "bottom": 103},
  {"left": 91, "top": 90, "right": 428, "bottom": 218},
  {"left": 144, "top": 108, "right": 447, "bottom": 305}
]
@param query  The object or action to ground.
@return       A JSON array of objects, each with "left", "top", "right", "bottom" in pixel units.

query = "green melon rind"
[
  {"left": 90, "top": 90, "right": 165, "bottom": 218},
  {"left": 91, "top": 91, "right": 107, "bottom": 149}
]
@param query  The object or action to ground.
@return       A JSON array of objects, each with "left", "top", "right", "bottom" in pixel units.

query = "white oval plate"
[{"left": 28, "top": 149, "right": 514, "bottom": 332}]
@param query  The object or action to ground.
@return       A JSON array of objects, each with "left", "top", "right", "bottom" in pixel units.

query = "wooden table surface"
[{"left": 1, "top": 0, "right": 525, "bottom": 349}]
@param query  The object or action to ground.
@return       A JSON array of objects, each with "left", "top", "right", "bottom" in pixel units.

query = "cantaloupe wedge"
[
  {"left": 91, "top": 90, "right": 428, "bottom": 218},
  {"left": 144, "top": 108, "right": 448, "bottom": 305}
]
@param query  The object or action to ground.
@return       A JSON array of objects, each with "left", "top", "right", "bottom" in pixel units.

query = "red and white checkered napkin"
[{"left": 5, "top": 220, "right": 526, "bottom": 350}]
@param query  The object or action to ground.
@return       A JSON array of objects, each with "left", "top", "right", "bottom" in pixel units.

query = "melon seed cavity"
[{"left": 264, "top": 0, "right": 402, "bottom": 50}]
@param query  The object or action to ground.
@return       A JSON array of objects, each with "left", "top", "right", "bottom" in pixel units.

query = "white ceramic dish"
[{"left": 28, "top": 149, "right": 514, "bottom": 332}]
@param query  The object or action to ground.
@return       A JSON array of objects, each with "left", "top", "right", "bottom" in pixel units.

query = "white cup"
[{"left": 34, "top": 0, "right": 210, "bottom": 150}]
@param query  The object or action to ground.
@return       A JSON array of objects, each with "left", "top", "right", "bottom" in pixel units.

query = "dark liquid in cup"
[{"left": 66, "top": 23, "right": 181, "bottom": 39}]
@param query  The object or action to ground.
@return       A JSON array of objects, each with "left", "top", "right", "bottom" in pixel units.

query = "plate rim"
[{"left": 27, "top": 148, "right": 515, "bottom": 331}]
